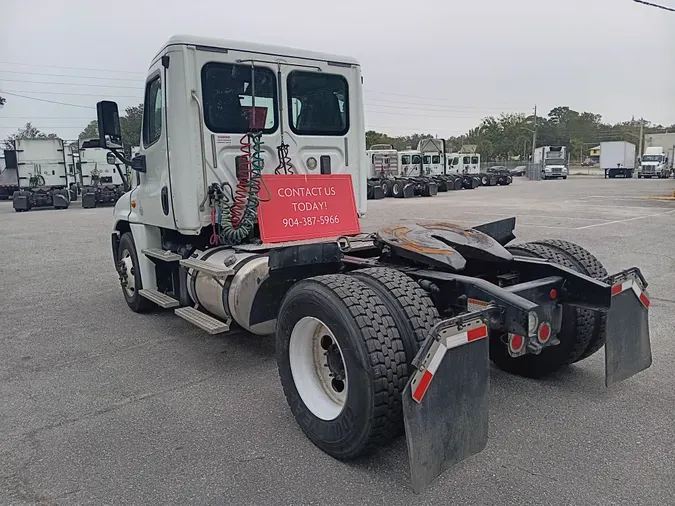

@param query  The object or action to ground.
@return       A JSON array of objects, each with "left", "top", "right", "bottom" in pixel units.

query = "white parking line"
[{"left": 575, "top": 209, "right": 675, "bottom": 229}]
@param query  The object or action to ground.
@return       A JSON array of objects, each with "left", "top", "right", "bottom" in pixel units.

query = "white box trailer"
[
  {"left": 78, "top": 138, "right": 126, "bottom": 208},
  {"left": 6, "top": 138, "right": 75, "bottom": 211},
  {"left": 600, "top": 141, "right": 636, "bottom": 178}
]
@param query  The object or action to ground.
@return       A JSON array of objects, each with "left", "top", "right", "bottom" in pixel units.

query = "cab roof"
[{"left": 155, "top": 35, "right": 360, "bottom": 67}]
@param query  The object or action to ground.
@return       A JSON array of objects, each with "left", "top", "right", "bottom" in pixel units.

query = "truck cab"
[
  {"left": 639, "top": 147, "right": 669, "bottom": 179},
  {"left": 398, "top": 150, "right": 422, "bottom": 176}
]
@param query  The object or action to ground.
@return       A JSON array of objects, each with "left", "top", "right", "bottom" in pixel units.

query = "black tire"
[
  {"left": 367, "top": 182, "right": 374, "bottom": 200},
  {"left": 391, "top": 180, "right": 402, "bottom": 198},
  {"left": 276, "top": 275, "right": 407, "bottom": 460},
  {"left": 490, "top": 242, "right": 597, "bottom": 377},
  {"left": 117, "top": 232, "right": 154, "bottom": 313},
  {"left": 351, "top": 268, "right": 440, "bottom": 367},
  {"left": 381, "top": 179, "right": 393, "bottom": 197},
  {"left": 531, "top": 239, "right": 608, "bottom": 361},
  {"left": 480, "top": 175, "right": 488, "bottom": 186}
]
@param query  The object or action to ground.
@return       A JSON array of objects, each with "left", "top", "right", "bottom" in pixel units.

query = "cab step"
[
  {"left": 179, "top": 258, "right": 234, "bottom": 278},
  {"left": 175, "top": 307, "right": 230, "bottom": 335},
  {"left": 142, "top": 248, "right": 182, "bottom": 262},
  {"left": 139, "top": 289, "right": 179, "bottom": 308}
]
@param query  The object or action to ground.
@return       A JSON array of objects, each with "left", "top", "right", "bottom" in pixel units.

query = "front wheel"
[
  {"left": 276, "top": 275, "right": 407, "bottom": 460},
  {"left": 117, "top": 232, "right": 153, "bottom": 313}
]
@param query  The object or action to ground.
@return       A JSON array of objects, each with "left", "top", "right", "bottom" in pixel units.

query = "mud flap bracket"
[
  {"left": 605, "top": 269, "right": 652, "bottom": 387},
  {"left": 402, "top": 309, "right": 494, "bottom": 494}
]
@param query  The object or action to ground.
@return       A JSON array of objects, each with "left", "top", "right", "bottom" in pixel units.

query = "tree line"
[
  {"left": 368, "top": 106, "right": 675, "bottom": 162},
  {"left": 3, "top": 102, "right": 673, "bottom": 162}
]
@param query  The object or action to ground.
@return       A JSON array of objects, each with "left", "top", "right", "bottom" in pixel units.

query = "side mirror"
[
  {"left": 96, "top": 101, "right": 123, "bottom": 149},
  {"left": 131, "top": 155, "right": 147, "bottom": 173},
  {"left": 106, "top": 152, "right": 117, "bottom": 165}
]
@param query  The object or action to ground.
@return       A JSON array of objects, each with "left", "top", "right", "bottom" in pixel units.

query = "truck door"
[{"left": 134, "top": 63, "right": 174, "bottom": 228}]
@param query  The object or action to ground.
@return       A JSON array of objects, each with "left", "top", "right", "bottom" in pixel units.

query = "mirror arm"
[
  {"left": 110, "top": 148, "right": 132, "bottom": 166},
  {"left": 109, "top": 148, "right": 131, "bottom": 193}
]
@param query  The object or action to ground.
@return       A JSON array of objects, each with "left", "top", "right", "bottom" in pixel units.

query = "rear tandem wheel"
[
  {"left": 276, "top": 274, "right": 408, "bottom": 459},
  {"left": 490, "top": 240, "right": 608, "bottom": 377}
]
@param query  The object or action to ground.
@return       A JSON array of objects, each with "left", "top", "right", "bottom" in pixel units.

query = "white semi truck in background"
[
  {"left": 638, "top": 146, "right": 670, "bottom": 179},
  {"left": 78, "top": 138, "right": 127, "bottom": 207},
  {"left": 533, "top": 146, "right": 568, "bottom": 180},
  {"left": 644, "top": 132, "right": 675, "bottom": 176},
  {"left": 601, "top": 141, "right": 636, "bottom": 178},
  {"left": 4, "top": 138, "right": 75, "bottom": 211}
]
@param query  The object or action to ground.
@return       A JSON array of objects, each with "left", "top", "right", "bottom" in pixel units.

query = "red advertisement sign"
[{"left": 257, "top": 174, "right": 360, "bottom": 243}]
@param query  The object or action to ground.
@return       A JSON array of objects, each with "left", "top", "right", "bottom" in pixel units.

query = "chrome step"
[
  {"left": 179, "top": 258, "right": 234, "bottom": 278},
  {"left": 139, "top": 289, "right": 179, "bottom": 308},
  {"left": 175, "top": 307, "right": 230, "bottom": 335},
  {"left": 142, "top": 248, "right": 182, "bottom": 262}
]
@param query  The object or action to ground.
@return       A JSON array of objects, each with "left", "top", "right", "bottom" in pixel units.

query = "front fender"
[{"left": 112, "top": 190, "right": 133, "bottom": 232}]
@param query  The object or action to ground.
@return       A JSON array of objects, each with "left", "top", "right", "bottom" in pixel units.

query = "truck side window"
[
  {"left": 463, "top": 156, "right": 471, "bottom": 164},
  {"left": 471, "top": 156, "right": 479, "bottom": 164},
  {"left": 412, "top": 155, "right": 421, "bottom": 164},
  {"left": 423, "top": 156, "right": 431, "bottom": 164},
  {"left": 452, "top": 158, "right": 459, "bottom": 166},
  {"left": 143, "top": 76, "right": 162, "bottom": 147},
  {"left": 401, "top": 155, "right": 411, "bottom": 164},
  {"left": 201, "top": 62, "right": 278, "bottom": 134},
  {"left": 432, "top": 155, "right": 440, "bottom": 164},
  {"left": 287, "top": 71, "right": 349, "bottom": 136}
]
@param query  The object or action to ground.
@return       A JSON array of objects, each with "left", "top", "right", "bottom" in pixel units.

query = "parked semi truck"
[
  {"left": 638, "top": 146, "right": 670, "bottom": 178},
  {"left": 4, "top": 138, "right": 74, "bottom": 211},
  {"left": 643, "top": 133, "right": 675, "bottom": 177},
  {"left": 96, "top": 35, "right": 653, "bottom": 493},
  {"left": 601, "top": 141, "right": 636, "bottom": 178},
  {"left": 78, "top": 138, "right": 127, "bottom": 207},
  {"left": 533, "top": 146, "right": 568, "bottom": 180}
]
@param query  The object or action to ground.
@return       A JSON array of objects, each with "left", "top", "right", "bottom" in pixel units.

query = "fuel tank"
[{"left": 187, "top": 247, "right": 275, "bottom": 335}]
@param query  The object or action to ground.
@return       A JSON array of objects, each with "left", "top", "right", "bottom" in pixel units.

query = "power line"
[
  {"left": 365, "top": 89, "right": 525, "bottom": 110},
  {"left": 365, "top": 108, "right": 486, "bottom": 119},
  {"left": 633, "top": 0, "right": 675, "bottom": 12},
  {"left": 0, "top": 61, "right": 146, "bottom": 75},
  {"left": 0, "top": 78, "right": 143, "bottom": 90},
  {"left": 1, "top": 89, "right": 141, "bottom": 98},
  {"left": 0, "top": 69, "right": 145, "bottom": 82},
  {"left": 0, "top": 91, "right": 94, "bottom": 109},
  {"left": 365, "top": 98, "right": 512, "bottom": 114}
]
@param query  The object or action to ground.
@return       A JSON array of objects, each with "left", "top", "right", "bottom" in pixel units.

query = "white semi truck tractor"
[
  {"left": 97, "top": 35, "right": 653, "bottom": 493},
  {"left": 78, "top": 138, "right": 128, "bottom": 208},
  {"left": 6, "top": 138, "right": 74, "bottom": 212},
  {"left": 638, "top": 146, "right": 670, "bottom": 179}
]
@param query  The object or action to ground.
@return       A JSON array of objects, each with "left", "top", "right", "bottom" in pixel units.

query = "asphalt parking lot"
[{"left": 2, "top": 176, "right": 675, "bottom": 505}]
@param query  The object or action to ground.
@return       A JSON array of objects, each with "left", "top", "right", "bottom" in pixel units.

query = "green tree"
[
  {"left": 79, "top": 120, "right": 98, "bottom": 139},
  {"left": 4, "top": 122, "right": 58, "bottom": 149},
  {"left": 120, "top": 104, "right": 143, "bottom": 146}
]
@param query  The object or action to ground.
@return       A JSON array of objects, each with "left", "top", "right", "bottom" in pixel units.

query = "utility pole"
[
  {"left": 531, "top": 105, "right": 538, "bottom": 162},
  {"left": 638, "top": 117, "right": 644, "bottom": 158}
]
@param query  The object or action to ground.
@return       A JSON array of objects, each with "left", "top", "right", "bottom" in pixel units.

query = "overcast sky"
[{"left": 1, "top": 0, "right": 673, "bottom": 141}]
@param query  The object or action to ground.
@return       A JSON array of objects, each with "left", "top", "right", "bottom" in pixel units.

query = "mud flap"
[
  {"left": 402, "top": 311, "right": 491, "bottom": 493},
  {"left": 605, "top": 272, "right": 652, "bottom": 387},
  {"left": 13, "top": 194, "right": 30, "bottom": 211},
  {"left": 53, "top": 191, "right": 69, "bottom": 209},
  {"left": 397, "top": 183, "right": 415, "bottom": 198},
  {"left": 82, "top": 192, "right": 97, "bottom": 208}
]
